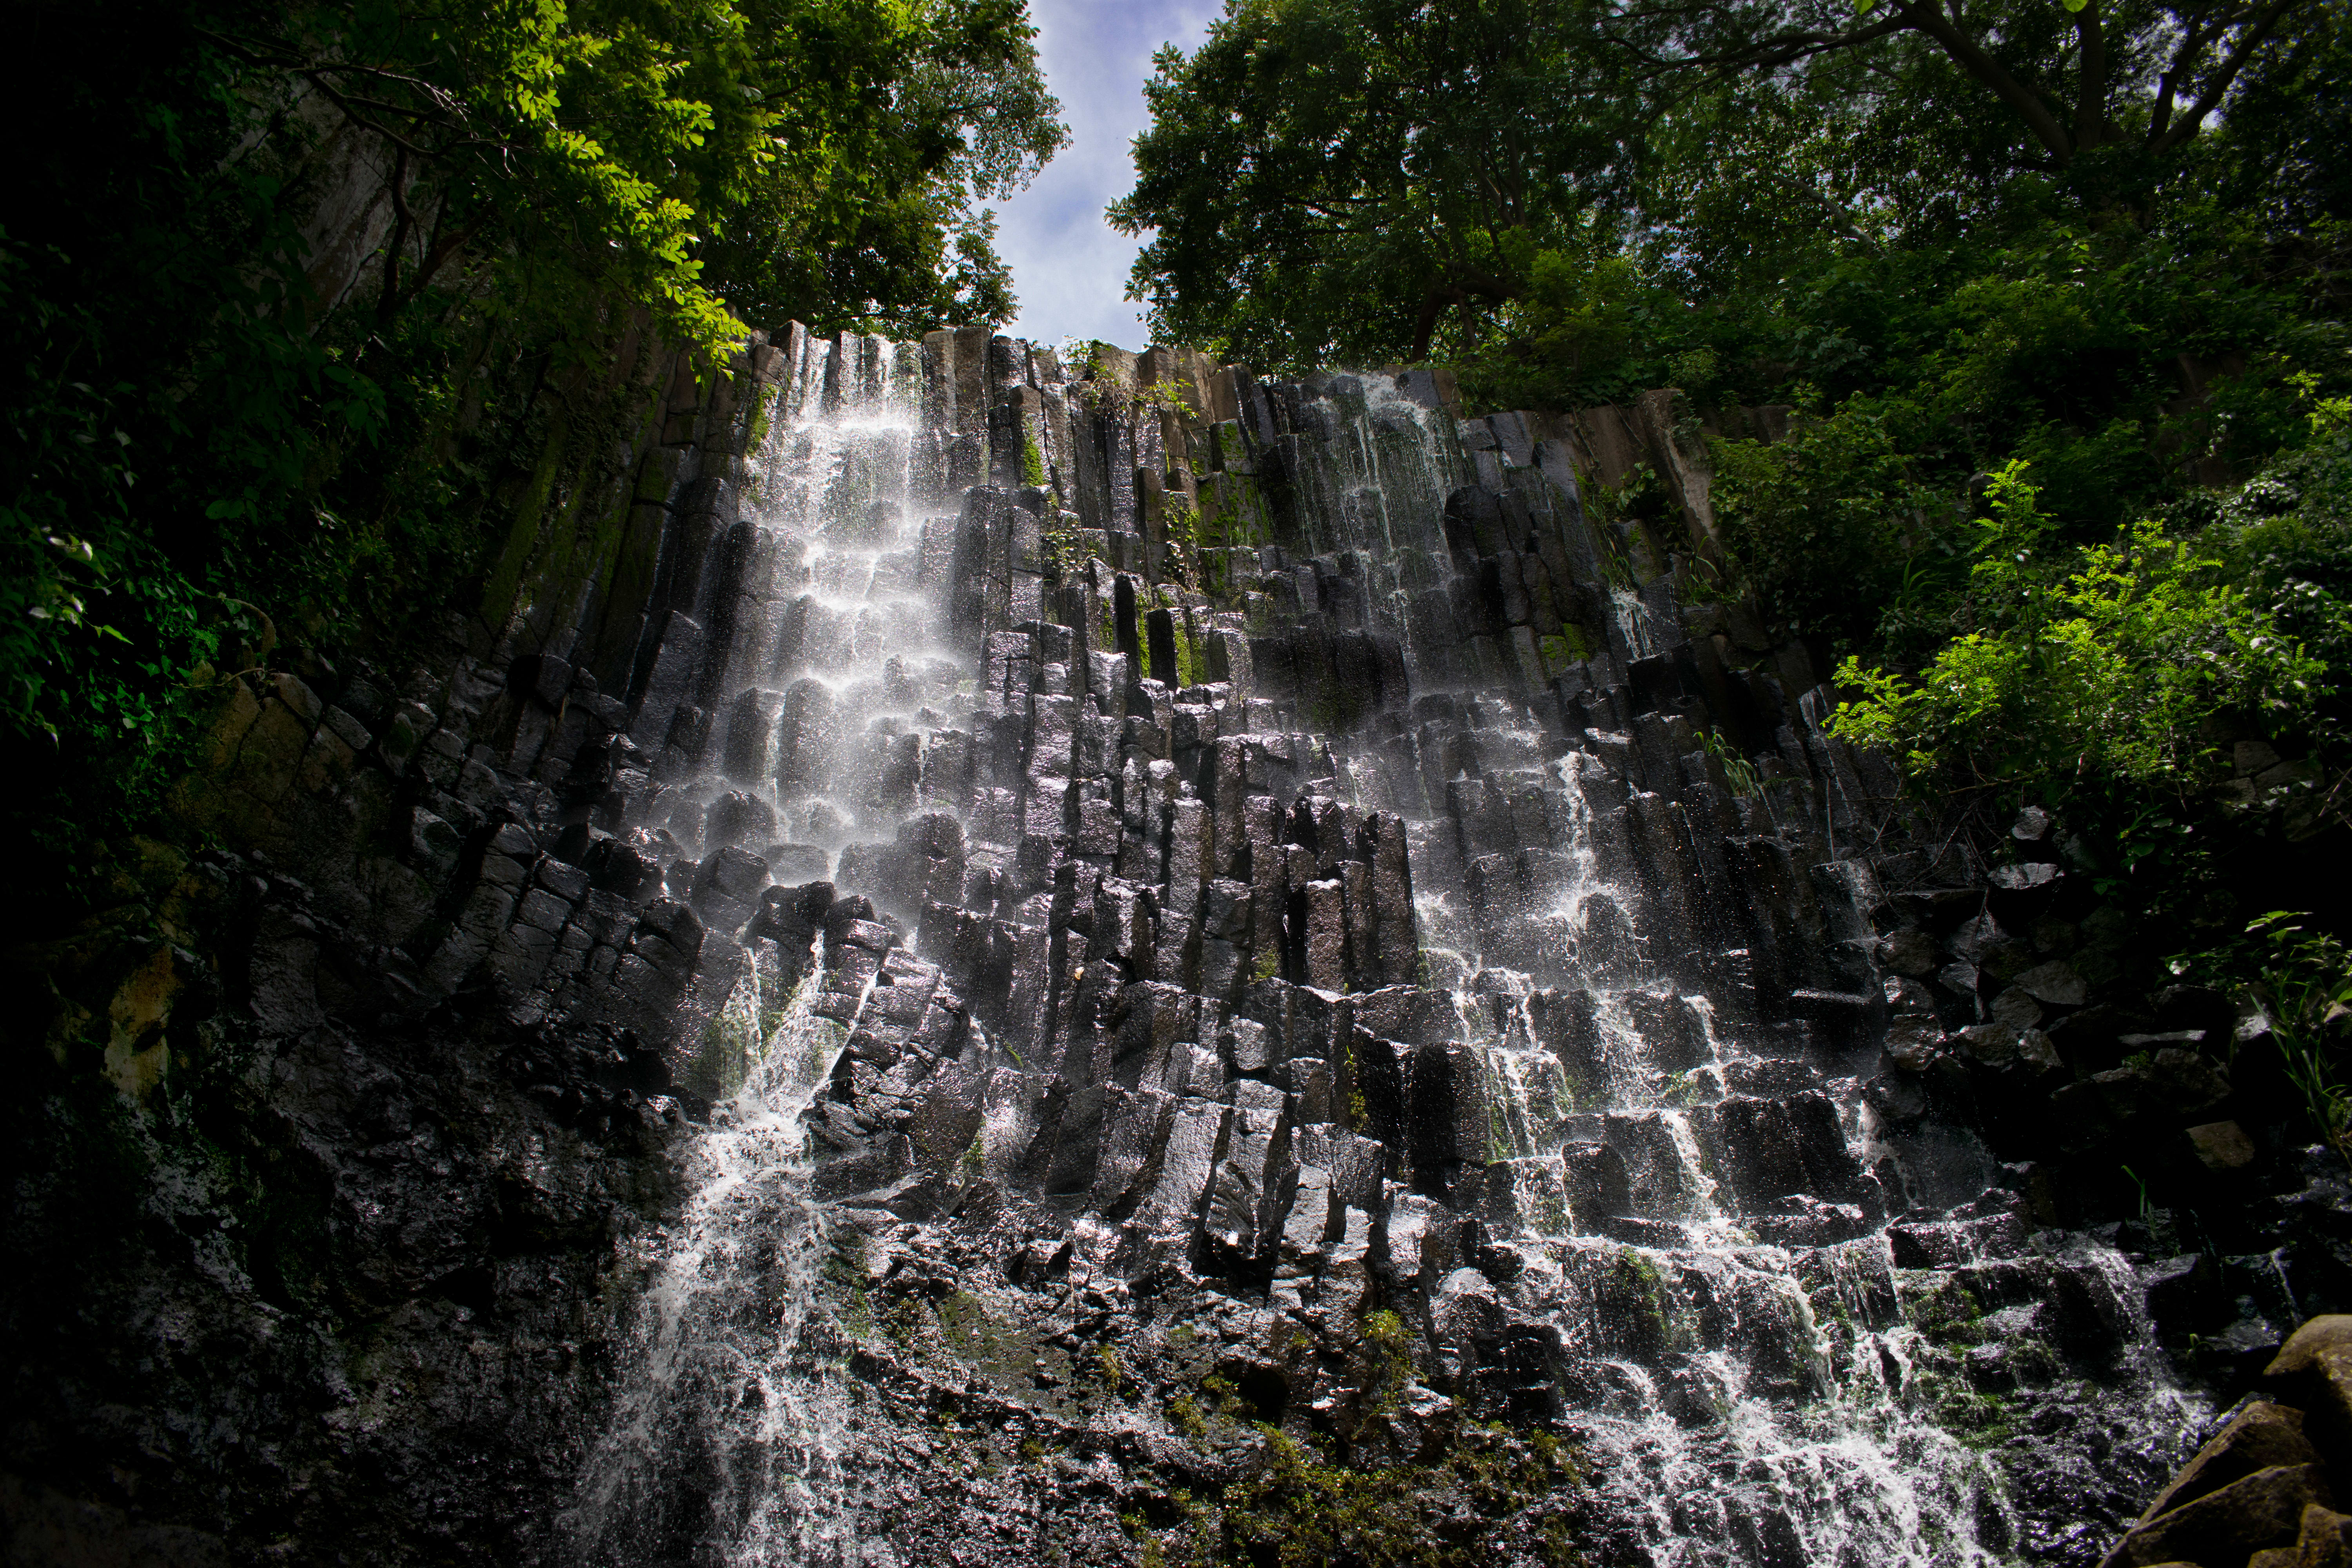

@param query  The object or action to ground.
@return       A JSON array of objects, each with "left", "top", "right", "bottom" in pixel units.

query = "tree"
[
  {"left": 0, "top": 0, "right": 1065, "bottom": 851},
  {"left": 1116, "top": 0, "right": 2334, "bottom": 379},
  {"left": 1111, "top": 0, "right": 1643, "bottom": 368},
  {"left": 1613, "top": 0, "right": 2317, "bottom": 177}
]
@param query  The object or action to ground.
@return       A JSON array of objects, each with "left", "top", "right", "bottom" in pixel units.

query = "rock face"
[{"left": 5, "top": 326, "right": 2344, "bottom": 1566}]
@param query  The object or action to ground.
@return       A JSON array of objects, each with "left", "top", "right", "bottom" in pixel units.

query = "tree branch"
[
  {"left": 2071, "top": 0, "right": 2109, "bottom": 149},
  {"left": 1602, "top": 11, "right": 1907, "bottom": 75},
  {"left": 378, "top": 143, "right": 412, "bottom": 325},
  {"left": 2149, "top": 16, "right": 2214, "bottom": 143},
  {"left": 1894, "top": 0, "right": 2078, "bottom": 165},
  {"left": 2147, "top": 0, "right": 2306, "bottom": 153}
]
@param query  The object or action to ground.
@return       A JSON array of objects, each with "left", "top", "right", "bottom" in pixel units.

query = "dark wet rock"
[
  {"left": 16, "top": 326, "right": 2312, "bottom": 1568},
  {"left": 2096, "top": 1463, "right": 2331, "bottom": 1567},
  {"left": 2134, "top": 1403, "right": 2320, "bottom": 1523}
]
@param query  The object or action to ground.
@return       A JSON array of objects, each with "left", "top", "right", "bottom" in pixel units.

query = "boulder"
[
  {"left": 2187, "top": 1120, "right": 2258, "bottom": 1174},
  {"left": 690, "top": 844, "right": 769, "bottom": 931},
  {"left": 1562, "top": 1142, "right": 1633, "bottom": 1225},
  {"left": 2012, "top": 960, "right": 2089, "bottom": 1006},
  {"left": 1878, "top": 929, "right": 1938, "bottom": 977},
  {"left": 2296, "top": 1503, "right": 2352, "bottom": 1568},
  {"left": 1482, "top": 1155, "right": 1568, "bottom": 1234},
  {"left": 2143, "top": 1254, "right": 2227, "bottom": 1341},
  {"left": 2133, "top": 1403, "right": 2318, "bottom": 1524},
  {"left": 2263, "top": 1316, "right": 2352, "bottom": 1467},
  {"left": 2268, "top": 1316, "right": 2352, "bottom": 1383},
  {"left": 2098, "top": 1464, "right": 2332, "bottom": 1568}
]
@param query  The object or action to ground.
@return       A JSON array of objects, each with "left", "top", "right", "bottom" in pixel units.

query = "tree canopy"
[
  {"left": 1117, "top": 0, "right": 2347, "bottom": 379},
  {"left": 1, "top": 0, "right": 1064, "bottom": 859}
]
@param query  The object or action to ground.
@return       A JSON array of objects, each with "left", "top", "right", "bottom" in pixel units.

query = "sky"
[{"left": 992, "top": 0, "right": 1227, "bottom": 354}]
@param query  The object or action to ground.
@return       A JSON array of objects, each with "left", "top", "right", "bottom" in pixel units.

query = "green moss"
[
  {"left": 1610, "top": 1246, "right": 1674, "bottom": 1352},
  {"left": 1212, "top": 1426, "right": 1582, "bottom": 1568},
  {"left": 1360, "top": 1309, "right": 1413, "bottom": 1418},
  {"left": 1175, "top": 623, "right": 1199, "bottom": 688},
  {"left": 1935, "top": 1388, "right": 2015, "bottom": 1450},
  {"left": 1345, "top": 1034, "right": 1368, "bottom": 1131},
  {"left": 1907, "top": 1278, "right": 1986, "bottom": 1345},
  {"left": 880, "top": 1290, "right": 928, "bottom": 1347},
  {"left": 686, "top": 1006, "right": 760, "bottom": 1100},
  {"left": 802, "top": 1015, "right": 845, "bottom": 1085},
  {"left": 1167, "top": 500, "right": 1200, "bottom": 551},
  {"left": 745, "top": 382, "right": 774, "bottom": 453},
  {"left": 1252, "top": 947, "right": 1282, "bottom": 984},
  {"left": 1201, "top": 1372, "right": 1250, "bottom": 1419},
  {"left": 1022, "top": 433, "right": 1047, "bottom": 487},
  {"left": 1539, "top": 626, "right": 1592, "bottom": 670},
  {"left": 1304, "top": 682, "right": 1368, "bottom": 735},
  {"left": 1170, "top": 1392, "right": 1210, "bottom": 1439},
  {"left": 936, "top": 1290, "right": 979, "bottom": 1338}
]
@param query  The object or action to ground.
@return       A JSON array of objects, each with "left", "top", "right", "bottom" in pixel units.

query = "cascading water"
[
  {"left": 570, "top": 337, "right": 959, "bottom": 1566},
  {"left": 570, "top": 952, "right": 867, "bottom": 1566},
  {"left": 568, "top": 330, "right": 2203, "bottom": 1565}
]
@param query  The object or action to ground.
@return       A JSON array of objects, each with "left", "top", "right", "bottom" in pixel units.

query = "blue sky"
[{"left": 993, "top": 0, "right": 1227, "bottom": 354}]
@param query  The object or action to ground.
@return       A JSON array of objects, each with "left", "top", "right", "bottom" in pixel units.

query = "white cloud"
[{"left": 992, "top": 0, "right": 1225, "bottom": 352}]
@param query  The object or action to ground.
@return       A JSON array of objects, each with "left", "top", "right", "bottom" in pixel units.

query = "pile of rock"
[{"left": 2102, "top": 1316, "right": 2352, "bottom": 1567}]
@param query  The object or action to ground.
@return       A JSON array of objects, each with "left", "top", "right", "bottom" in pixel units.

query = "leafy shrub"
[
  {"left": 1711, "top": 398, "right": 1953, "bottom": 659},
  {"left": 1826, "top": 462, "right": 2325, "bottom": 793}
]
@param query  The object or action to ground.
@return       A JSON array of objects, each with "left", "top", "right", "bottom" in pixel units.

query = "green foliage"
[
  {"left": 1165, "top": 501, "right": 1201, "bottom": 553},
  {"left": 1162, "top": 502, "right": 1202, "bottom": 590},
  {"left": 1359, "top": 1309, "right": 1412, "bottom": 1418},
  {"left": 1697, "top": 727, "right": 1764, "bottom": 799},
  {"left": 1826, "top": 463, "right": 2326, "bottom": 796},
  {"left": 1041, "top": 519, "right": 1086, "bottom": 584},
  {"left": 2250, "top": 911, "right": 2352, "bottom": 1164},
  {"left": 1711, "top": 398, "right": 1949, "bottom": 658},
  {"left": 1022, "top": 433, "right": 1047, "bottom": 486},
  {"left": 1138, "top": 376, "right": 1201, "bottom": 415},
  {"left": 1113, "top": 0, "right": 1635, "bottom": 369},
  {"left": 2, "top": 0, "right": 1062, "bottom": 867},
  {"left": 1121, "top": 0, "right": 2342, "bottom": 390},
  {"left": 2220, "top": 432, "right": 2352, "bottom": 768}
]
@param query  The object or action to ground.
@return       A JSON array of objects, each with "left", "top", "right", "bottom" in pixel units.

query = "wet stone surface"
[{"left": 9, "top": 325, "right": 2339, "bottom": 1566}]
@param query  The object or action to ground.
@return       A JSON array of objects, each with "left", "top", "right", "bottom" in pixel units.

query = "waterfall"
[
  {"left": 570, "top": 949, "right": 867, "bottom": 1565},
  {"left": 570, "top": 336, "right": 944, "bottom": 1565},
  {"left": 565, "top": 330, "right": 2203, "bottom": 1565}
]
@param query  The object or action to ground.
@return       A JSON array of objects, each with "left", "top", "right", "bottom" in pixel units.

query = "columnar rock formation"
[{"left": 15, "top": 323, "right": 2341, "bottom": 1567}]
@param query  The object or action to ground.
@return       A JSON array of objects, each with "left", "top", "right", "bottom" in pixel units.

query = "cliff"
[{"left": 7, "top": 324, "right": 2344, "bottom": 1568}]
